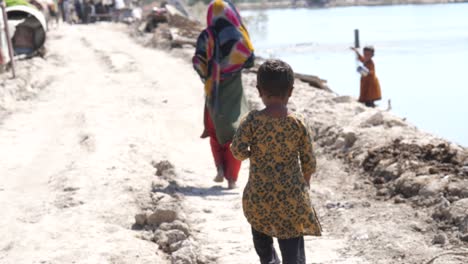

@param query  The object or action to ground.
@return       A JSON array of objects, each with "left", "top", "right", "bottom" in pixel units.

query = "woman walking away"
[
  {"left": 231, "top": 59, "right": 322, "bottom": 264},
  {"left": 193, "top": 0, "right": 255, "bottom": 189},
  {"left": 351, "top": 46, "right": 382, "bottom": 107}
]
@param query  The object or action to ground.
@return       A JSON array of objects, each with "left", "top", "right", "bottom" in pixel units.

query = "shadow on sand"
[{"left": 154, "top": 180, "right": 239, "bottom": 197}]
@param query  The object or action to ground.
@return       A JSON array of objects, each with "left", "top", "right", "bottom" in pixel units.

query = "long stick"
[
  {"left": 1, "top": 0, "right": 15, "bottom": 78},
  {"left": 354, "top": 29, "right": 360, "bottom": 48}
]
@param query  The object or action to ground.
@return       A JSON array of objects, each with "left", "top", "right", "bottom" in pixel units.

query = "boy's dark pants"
[{"left": 252, "top": 228, "right": 305, "bottom": 264}]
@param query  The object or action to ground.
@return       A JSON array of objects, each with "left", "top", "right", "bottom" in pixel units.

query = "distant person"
[
  {"left": 58, "top": 0, "right": 66, "bottom": 21},
  {"left": 113, "top": 0, "right": 125, "bottom": 22},
  {"left": 231, "top": 59, "right": 322, "bottom": 264},
  {"left": 192, "top": 0, "right": 255, "bottom": 189},
  {"left": 75, "top": 0, "right": 84, "bottom": 23},
  {"left": 351, "top": 46, "right": 382, "bottom": 107},
  {"left": 46, "top": 0, "right": 60, "bottom": 28}
]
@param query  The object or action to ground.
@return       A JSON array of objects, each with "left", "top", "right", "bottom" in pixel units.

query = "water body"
[{"left": 242, "top": 3, "right": 468, "bottom": 147}]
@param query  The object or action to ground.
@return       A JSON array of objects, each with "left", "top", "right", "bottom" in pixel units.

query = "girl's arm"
[
  {"left": 230, "top": 114, "right": 252, "bottom": 161},
  {"left": 350, "top": 47, "right": 365, "bottom": 63},
  {"left": 298, "top": 120, "right": 317, "bottom": 186}
]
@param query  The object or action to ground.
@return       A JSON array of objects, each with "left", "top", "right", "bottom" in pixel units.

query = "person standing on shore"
[
  {"left": 351, "top": 46, "right": 382, "bottom": 107},
  {"left": 231, "top": 59, "right": 322, "bottom": 264},
  {"left": 192, "top": 0, "right": 255, "bottom": 189}
]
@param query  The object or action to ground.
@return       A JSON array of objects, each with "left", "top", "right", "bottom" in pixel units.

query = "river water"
[{"left": 241, "top": 3, "right": 468, "bottom": 147}]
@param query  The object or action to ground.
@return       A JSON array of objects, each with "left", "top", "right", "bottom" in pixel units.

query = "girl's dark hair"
[
  {"left": 257, "top": 59, "right": 294, "bottom": 97},
  {"left": 364, "top": 46, "right": 375, "bottom": 55}
]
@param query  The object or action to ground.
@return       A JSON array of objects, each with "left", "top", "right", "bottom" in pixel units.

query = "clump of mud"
[
  {"left": 363, "top": 139, "right": 465, "bottom": 179},
  {"left": 133, "top": 160, "right": 209, "bottom": 264},
  {"left": 361, "top": 139, "right": 467, "bottom": 200},
  {"left": 353, "top": 139, "right": 468, "bottom": 244}
]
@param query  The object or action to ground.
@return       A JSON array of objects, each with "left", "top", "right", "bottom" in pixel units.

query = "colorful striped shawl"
[{"left": 192, "top": 0, "right": 254, "bottom": 110}]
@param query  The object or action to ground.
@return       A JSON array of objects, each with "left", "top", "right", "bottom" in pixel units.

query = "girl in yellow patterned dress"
[{"left": 231, "top": 59, "right": 321, "bottom": 264}]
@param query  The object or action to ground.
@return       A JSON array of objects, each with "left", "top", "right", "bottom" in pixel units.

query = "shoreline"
[{"left": 236, "top": 0, "right": 468, "bottom": 10}]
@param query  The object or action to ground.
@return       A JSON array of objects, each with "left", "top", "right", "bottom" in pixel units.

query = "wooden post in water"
[{"left": 354, "top": 29, "right": 360, "bottom": 49}]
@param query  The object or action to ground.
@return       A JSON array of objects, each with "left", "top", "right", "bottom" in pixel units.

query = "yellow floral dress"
[{"left": 231, "top": 110, "right": 322, "bottom": 239}]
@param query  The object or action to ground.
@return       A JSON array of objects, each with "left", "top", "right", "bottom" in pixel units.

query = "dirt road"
[
  {"left": 0, "top": 24, "right": 466, "bottom": 264},
  {"left": 0, "top": 24, "right": 194, "bottom": 263}
]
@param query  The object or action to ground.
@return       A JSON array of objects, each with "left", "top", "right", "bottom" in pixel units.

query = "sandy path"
[
  {"left": 0, "top": 24, "right": 464, "bottom": 264},
  {"left": 0, "top": 24, "right": 199, "bottom": 263}
]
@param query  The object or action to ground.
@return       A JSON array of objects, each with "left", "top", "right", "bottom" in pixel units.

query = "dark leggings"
[
  {"left": 252, "top": 228, "right": 305, "bottom": 264},
  {"left": 364, "top": 101, "right": 376, "bottom": 107}
]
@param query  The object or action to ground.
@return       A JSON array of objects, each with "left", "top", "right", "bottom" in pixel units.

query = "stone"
[
  {"left": 154, "top": 230, "right": 169, "bottom": 249},
  {"left": 418, "top": 178, "right": 449, "bottom": 198},
  {"left": 151, "top": 192, "right": 173, "bottom": 203},
  {"left": 459, "top": 216, "right": 468, "bottom": 234},
  {"left": 410, "top": 223, "right": 425, "bottom": 233},
  {"left": 394, "top": 196, "right": 406, "bottom": 204},
  {"left": 355, "top": 106, "right": 366, "bottom": 114},
  {"left": 139, "top": 230, "right": 154, "bottom": 242},
  {"left": 164, "top": 230, "right": 187, "bottom": 245},
  {"left": 459, "top": 233, "right": 468, "bottom": 242},
  {"left": 373, "top": 177, "right": 385, "bottom": 185},
  {"left": 135, "top": 213, "right": 148, "bottom": 226},
  {"left": 147, "top": 208, "right": 178, "bottom": 226},
  {"left": 447, "top": 181, "right": 468, "bottom": 199},
  {"left": 325, "top": 201, "right": 354, "bottom": 209},
  {"left": 377, "top": 188, "right": 390, "bottom": 196},
  {"left": 432, "top": 233, "right": 448, "bottom": 245},
  {"left": 159, "top": 220, "right": 190, "bottom": 236},
  {"left": 375, "top": 162, "right": 400, "bottom": 182},
  {"left": 385, "top": 119, "right": 406, "bottom": 128},
  {"left": 171, "top": 241, "right": 197, "bottom": 264},
  {"left": 394, "top": 173, "right": 430, "bottom": 198},
  {"left": 428, "top": 167, "right": 440, "bottom": 175},
  {"left": 432, "top": 198, "right": 451, "bottom": 220},
  {"left": 332, "top": 96, "right": 353, "bottom": 103},
  {"left": 343, "top": 132, "right": 357, "bottom": 148},
  {"left": 334, "top": 137, "right": 346, "bottom": 149},
  {"left": 353, "top": 183, "right": 363, "bottom": 190},
  {"left": 325, "top": 202, "right": 336, "bottom": 209},
  {"left": 169, "top": 240, "right": 185, "bottom": 253},
  {"left": 151, "top": 25, "right": 173, "bottom": 50},
  {"left": 151, "top": 179, "right": 170, "bottom": 192},
  {"left": 447, "top": 198, "right": 468, "bottom": 225},
  {"left": 364, "top": 112, "right": 384, "bottom": 127},
  {"left": 153, "top": 160, "right": 175, "bottom": 176},
  {"left": 361, "top": 201, "right": 371, "bottom": 208},
  {"left": 154, "top": 230, "right": 187, "bottom": 251}
]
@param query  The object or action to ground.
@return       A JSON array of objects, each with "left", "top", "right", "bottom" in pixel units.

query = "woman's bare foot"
[
  {"left": 213, "top": 167, "right": 224, "bottom": 183},
  {"left": 228, "top": 180, "right": 237, "bottom": 189}
]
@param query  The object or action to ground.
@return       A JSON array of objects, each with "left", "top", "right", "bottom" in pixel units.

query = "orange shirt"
[{"left": 359, "top": 58, "right": 382, "bottom": 102}]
